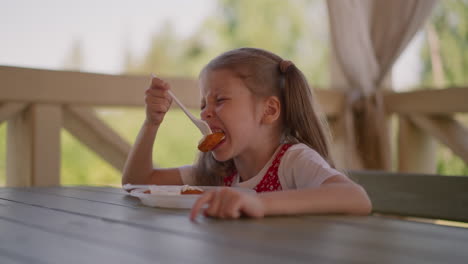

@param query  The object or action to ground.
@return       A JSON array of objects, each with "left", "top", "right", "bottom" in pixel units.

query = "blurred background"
[{"left": 1, "top": 0, "right": 467, "bottom": 186}]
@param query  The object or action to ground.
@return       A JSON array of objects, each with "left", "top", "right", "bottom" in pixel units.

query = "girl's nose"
[{"left": 200, "top": 106, "right": 213, "bottom": 120}]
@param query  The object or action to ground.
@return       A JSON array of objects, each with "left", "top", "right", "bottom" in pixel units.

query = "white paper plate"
[{"left": 128, "top": 185, "right": 255, "bottom": 209}]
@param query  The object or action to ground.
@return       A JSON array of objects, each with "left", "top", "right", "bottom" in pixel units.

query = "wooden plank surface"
[
  {"left": 0, "top": 188, "right": 330, "bottom": 263},
  {"left": 0, "top": 218, "right": 159, "bottom": 264},
  {"left": 0, "top": 201, "right": 287, "bottom": 264},
  {"left": 0, "top": 186, "right": 467, "bottom": 264},
  {"left": 0, "top": 188, "right": 346, "bottom": 263},
  {"left": 384, "top": 87, "right": 468, "bottom": 114},
  {"left": 350, "top": 171, "right": 468, "bottom": 222}
]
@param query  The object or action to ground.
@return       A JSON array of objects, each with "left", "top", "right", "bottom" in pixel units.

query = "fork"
[
  {"left": 151, "top": 74, "right": 212, "bottom": 136},
  {"left": 168, "top": 89, "right": 212, "bottom": 135}
]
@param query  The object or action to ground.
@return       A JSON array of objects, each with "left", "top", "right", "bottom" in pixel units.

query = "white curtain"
[{"left": 327, "top": 0, "right": 437, "bottom": 170}]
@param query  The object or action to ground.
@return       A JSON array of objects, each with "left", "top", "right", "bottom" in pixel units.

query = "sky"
[
  {"left": 0, "top": 0, "right": 215, "bottom": 74},
  {"left": 0, "top": 0, "right": 421, "bottom": 90}
]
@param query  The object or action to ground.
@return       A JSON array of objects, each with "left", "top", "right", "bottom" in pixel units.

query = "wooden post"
[
  {"left": 329, "top": 50, "right": 393, "bottom": 170},
  {"left": 6, "top": 104, "right": 62, "bottom": 187},
  {"left": 328, "top": 47, "right": 354, "bottom": 170},
  {"left": 0, "top": 103, "right": 27, "bottom": 123},
  {"left": 398, "top": 116, "right": 437, "bottom": 173},
  {"left": 6, "top": 106, "right": 33, "bottom": 186}
]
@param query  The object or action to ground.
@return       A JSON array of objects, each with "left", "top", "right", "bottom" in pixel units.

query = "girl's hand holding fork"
[{"left": 145, "top": 77, "right": 172, "bottom": 126}]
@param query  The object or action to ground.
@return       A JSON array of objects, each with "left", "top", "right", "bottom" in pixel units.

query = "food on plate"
[
  {"left": 198, "top": 132, "right": 225, "bottom": 152},
  {"left": 180, "top": 185, "right": 204, "bottom": 195}
]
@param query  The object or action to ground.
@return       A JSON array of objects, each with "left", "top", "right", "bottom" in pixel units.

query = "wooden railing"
[
  {"left": 387, "top": 88, "right": 468, "bottom": 172},
  {"left": 1, "top": 65, "right": 467, "bottom": 187}
]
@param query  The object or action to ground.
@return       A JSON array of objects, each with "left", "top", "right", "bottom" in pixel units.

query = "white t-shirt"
[{"left": 179, "top": 143, "right": 344, "bottom": 190}]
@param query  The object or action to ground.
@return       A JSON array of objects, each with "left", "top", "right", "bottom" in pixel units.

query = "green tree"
[{"left": 421, "top": 0, "right": 468, "bottom": 86}]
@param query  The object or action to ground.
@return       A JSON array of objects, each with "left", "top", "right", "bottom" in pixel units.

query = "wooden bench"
[{"left": 349, "top": 171, "right": 468, "bottom": 223}]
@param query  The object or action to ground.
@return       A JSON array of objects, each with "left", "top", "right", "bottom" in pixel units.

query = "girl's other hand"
[
  {"left": 145, "top": 77, "right": 172, "bottom": 126},
  {"left": 190, "top": 188, "right": 265, "bottom": 220}
]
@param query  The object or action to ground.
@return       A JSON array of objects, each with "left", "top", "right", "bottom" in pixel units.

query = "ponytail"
[{"left": 280, "top": 62, "right": 336, "bottom": 168}]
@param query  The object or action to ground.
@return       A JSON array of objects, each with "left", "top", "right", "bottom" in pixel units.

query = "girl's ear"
[{"left": 262, "top": 96, "right": 281, "bottom": 124}]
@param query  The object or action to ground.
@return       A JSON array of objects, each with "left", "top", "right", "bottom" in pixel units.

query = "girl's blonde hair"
[{"left": 194, "top": 47, "right": 335, "bottom": 186}]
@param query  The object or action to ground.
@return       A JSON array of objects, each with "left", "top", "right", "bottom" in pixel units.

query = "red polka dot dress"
[{"left": 223, "top": 144, "right": 293, "bottom": 193}]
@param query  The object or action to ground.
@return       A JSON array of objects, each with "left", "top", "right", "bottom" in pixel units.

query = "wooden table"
[{"left": 0, "top": 186, "right": 467, "bottom": 264}]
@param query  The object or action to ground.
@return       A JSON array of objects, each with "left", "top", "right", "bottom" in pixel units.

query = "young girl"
[{"left": 122, "top": 47, "right": 372, "bottom": 220}]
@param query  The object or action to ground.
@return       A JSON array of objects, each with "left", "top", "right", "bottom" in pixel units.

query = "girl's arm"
[
  {"left": 121, "top": 121, "right": 183, "bottom": 185},
  {"left": 121, "top": 77, "right": 183, "bottom": 186},
  {"left": 259, "top": 175, "right": 372, "bottom": 216},
  {"left": 190, "top": 175, "right": 371, "bottom": 219}
]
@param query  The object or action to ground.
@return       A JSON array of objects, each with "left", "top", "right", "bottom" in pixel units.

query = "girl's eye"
[{"left": 216, "top": 98, "right": 227, "bottom": 103}]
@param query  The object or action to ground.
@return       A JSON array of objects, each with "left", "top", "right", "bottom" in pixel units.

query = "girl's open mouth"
[{"left": 211, "top": 136, "right": 226, "bottom": 151}]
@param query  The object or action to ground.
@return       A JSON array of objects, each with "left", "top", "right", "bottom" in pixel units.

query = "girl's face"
[{"left": 200, "top": 69, "right": 264, "bottom": 161}]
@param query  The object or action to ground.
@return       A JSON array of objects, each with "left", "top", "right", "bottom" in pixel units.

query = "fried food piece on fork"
[{"left": 197, "top": 132, "right": 225, "bottom": 152}]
